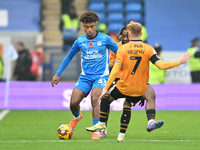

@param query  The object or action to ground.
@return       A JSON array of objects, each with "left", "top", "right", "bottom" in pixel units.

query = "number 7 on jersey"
[{"left": 130, "top": 57, "right": 142, "bottom": 74}]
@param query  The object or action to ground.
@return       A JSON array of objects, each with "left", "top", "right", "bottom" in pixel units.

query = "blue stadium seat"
[
  {"left": 125, "top": 2, "right": 142, "bottom": 12},
  {"left": 107, "top": 13, "right": 124, "bottom": 22},
  {"left": 89, "top": 2, "right": 105, "bottom": 12},
  {"left": 89, "top": 0, "right": 106, "bottom": 2},
  {"left": 125, "top": 0, "right": 143, "bottom": 2},
  {"left": 126, "top": 13, "right": 142, "bottom": 24},
  {"left": 108, "top": 22, "right": 124, "bottom": 33},
  {"left": 96, "top": 12, "right": 106, "bottom": 23},
  {"left": 107, "top": 0, "right": 123, "bottom": 2},
  {"left": 107, "top": 2, "right": 123, "bottom": 12}
]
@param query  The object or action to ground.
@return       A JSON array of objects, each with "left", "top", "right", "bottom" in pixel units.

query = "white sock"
[
  {"left": 99, "top": 121, "right": 106, "bottom": 125},
  {"left": 118, "top": 132, "right": 125, "bottom": 136},
  {"left": 148, "top": 119, "right": 155, "bottom": 125},
  {"left": 75, "top": 115, "right": 80, "bottom": 120}
]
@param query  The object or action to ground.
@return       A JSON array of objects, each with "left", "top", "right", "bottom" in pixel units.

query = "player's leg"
[
  {"left": 86, "top": 95, "right": 115, "bottom": 133},
  {"left": 86, "top": 85, "right": 121, "bottom": 133},
  {"left": 143, "top": 84, "right": 164, "bottom": 132},
  {"left": 89, "top": 76, "right": 110, "bottom": 139},
  {"left": 69, "top": 76, "right": 92, "bottom": 129},
  {"left": 104, "top": 78, "right": 120, "bottom": 131},
  {"left": 90, "top": 87, "right": 104, "bottom": 139},
  {"left": 117, "top": 100, "right": 131, "bottom": 142},
  {"left": 69, "top": 88, "right": 86, "bottom": 129}
]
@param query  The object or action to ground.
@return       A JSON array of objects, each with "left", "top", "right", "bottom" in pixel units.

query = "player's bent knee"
[{"left": 70, "top": 100, "right": 80, "bottom": 108}]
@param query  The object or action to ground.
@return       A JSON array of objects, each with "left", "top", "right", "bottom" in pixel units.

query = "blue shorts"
[{"left": 74, "top": 74, "right": 109, "bottom": 95}]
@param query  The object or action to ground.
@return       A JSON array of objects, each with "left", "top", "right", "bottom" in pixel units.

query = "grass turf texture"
[{"left": 0, "top": 110, "right": 199, "bottom": 150}]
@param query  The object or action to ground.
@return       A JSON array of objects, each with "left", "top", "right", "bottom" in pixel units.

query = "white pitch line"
[
  {"left": 0, "top": 109, "right": 10, "bottom": 121},
  {"left": 0, "top": 140, "right": 197, "bottom": 143}
]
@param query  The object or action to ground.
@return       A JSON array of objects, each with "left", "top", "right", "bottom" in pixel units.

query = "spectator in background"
[
  {"left": 140, "top": 25, "right": 148, "bottom": 43},
  {"left": 13, "top": 42, "right": 35, "bottom": 81},
  {"left": 187, "top": 38, "right": 200, "bottom": 83},
  {"left": 29, "top": 45, "right": 44, "bottom": 80},
  {"left": 61, "top": 0, "right": 74, "bottom": 14},
  {"left": 149, "top": 43, "right": 166, "bottom": 84},
  {"left": 60, "top": 5, "right": 80, "bottom": 51},
  {"left": 96, "top": 23, "right": 108, "bottom": 35},
  {"left": 0, "top": 54, "right": 3, "bottom": 81},
  {"left": 35, "top": 45, "right": 44, "bottom": 65}
]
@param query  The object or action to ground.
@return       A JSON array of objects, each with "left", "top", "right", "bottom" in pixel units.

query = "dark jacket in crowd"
[{"left": 14, "top": 49, "right": 36, "bottom": 81}]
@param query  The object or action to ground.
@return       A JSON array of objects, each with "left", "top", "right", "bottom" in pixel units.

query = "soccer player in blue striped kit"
[{"left": 51, "top": 11, "right": 118, "bottom": 140}]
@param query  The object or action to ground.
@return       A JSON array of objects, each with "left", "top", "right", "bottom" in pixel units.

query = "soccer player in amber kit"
[{"left": 86, "top": 21, "right": 191, "bottom": 142}]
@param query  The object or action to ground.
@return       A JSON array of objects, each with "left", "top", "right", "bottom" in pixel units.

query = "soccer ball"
[{"left": 57, "top": 124, "right": 74, "bottom": 140}]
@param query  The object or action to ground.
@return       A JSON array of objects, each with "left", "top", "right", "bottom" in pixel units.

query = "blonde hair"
[{"left": 127, "top": 21, "right": 142, "bottom": 37}]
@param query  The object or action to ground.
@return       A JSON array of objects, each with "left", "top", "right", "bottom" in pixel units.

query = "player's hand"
[
  {"left": 97, "top": 88, "right": 108, "bottom": 103},
  {"left": 51, "top": 75, "right": 60, "bottom": 87},
  {"left": 138, "top": 100, "right": 145, "bottom": 107},
  {"left": 178, "top": 53, "right": 192, "bottom": 65}
]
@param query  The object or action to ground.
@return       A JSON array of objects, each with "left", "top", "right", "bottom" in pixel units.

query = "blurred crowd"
[
  {"left": 13, "top": 42, "right": 44, "bottom": 81},
  {"left": 0, "top": 1, "right": 199, "bottom": 83}
]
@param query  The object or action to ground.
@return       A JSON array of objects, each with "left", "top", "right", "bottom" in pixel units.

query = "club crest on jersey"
[
  {"left": 89, "top": 42, "right": 93, "bottom": 47},
  {"left": 97, "top": 41, "right": 102, "bottom": 46}
]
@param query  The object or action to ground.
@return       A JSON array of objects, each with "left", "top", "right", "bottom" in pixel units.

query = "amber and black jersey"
[{"left": 113, "top": 40, "right": 160, "bottom": 96}]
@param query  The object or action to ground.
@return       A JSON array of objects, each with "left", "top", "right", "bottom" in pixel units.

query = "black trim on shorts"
[
  {"left": 109, "top": 78, "right": 120, "bottom": 89},
  {"left": 109, "top": 86, "right": 142, "bottom": 106}
]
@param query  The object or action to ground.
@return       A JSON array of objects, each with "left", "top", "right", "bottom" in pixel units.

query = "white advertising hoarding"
[{"left": 161, "top": 51, "right": 191, "bottom": 84}]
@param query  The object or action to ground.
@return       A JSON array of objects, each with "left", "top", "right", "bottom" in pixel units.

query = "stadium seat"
[
  {"left": 96, "top": 12, "right": 106, "bottom": 23},
  {"left": 89, "top": 0, "right": 106, "bottom": 2},
  {"left": 126, "top": 13, "right": 142, "bottom": 24},
  {"left": 125, "top": 2, "right": 142, "bottom": 12},
  {"left": 107, "top": 2, "right": 123, "bottom": 12},
  {"left": 125, "top": 0, "right": 143, "bottom": 2},
  {"left": 89, "top": 2, "right": 105, "bottom": 12},
  {"left": 108, "top": 22, "right": 124, "bottom": 33},
  {"left": 107, "top": 13, "right": 124, "bottom": 22},
  {"left": 107, "top": 0, "right": 123, "bottom": 2}
]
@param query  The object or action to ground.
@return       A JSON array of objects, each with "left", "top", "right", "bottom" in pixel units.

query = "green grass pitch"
[{"left": 0, "top": 110, "right": 199, "bottom": 150}]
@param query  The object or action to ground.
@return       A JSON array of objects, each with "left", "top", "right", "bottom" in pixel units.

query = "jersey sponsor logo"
[
  {"left": 86, "top": 50, "right": 99, "bottom": 54},
  {"left": 97, "top": 41, "right": 102, "bottom": 46},
  {"left": 85, "top": 54, "right": 102, "bottom": 59},
  {"left": 85, "top": 50, "right": 102, "bottom": 59},
  {"left": 89, "top": 42, "right": 93, "bottom": 47}
]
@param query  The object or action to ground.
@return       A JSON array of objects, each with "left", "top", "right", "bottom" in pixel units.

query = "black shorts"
[{"left": 109, "top": 86, "right": 142, "bottom": 106}]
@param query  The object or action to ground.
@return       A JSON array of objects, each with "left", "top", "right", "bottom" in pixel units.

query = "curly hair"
[
  {"left": 79, "top": 11, "right": 100, "bottom": 23},
  {"left": 118, "top": 26, "right": 127, "bottom": 38}
]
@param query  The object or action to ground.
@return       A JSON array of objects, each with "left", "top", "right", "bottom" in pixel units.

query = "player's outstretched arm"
[
  {"left": 178, "top": 53, "right": 192, "bottom": 65},
  {"left": 154, "top": 53, "right": 191, "bottom": 70},
  {"left": 51, "top": 75, "right": 60, "bottom": 87}
]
